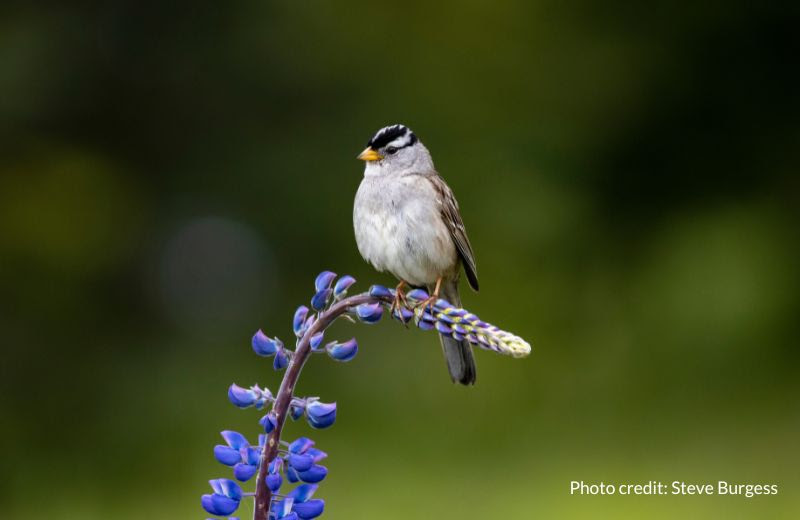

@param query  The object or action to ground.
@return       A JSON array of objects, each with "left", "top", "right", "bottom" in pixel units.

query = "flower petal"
[
  {"left": 202, "top": 494, "right": 237, "bottom": 516},
  {"left": 305, "top": 448, "right": 327, "bottom": 462},
  {"left": 305, "top": 401, "right": 336, "bottom": 429},
  {"left": 292, "top": 499, "right": 325, "bottom": 519},
  {"left": 210, "top": 478, "right": 242, "bottom": 500},
  {"left": 310, "top": 288, "right": 332, "bottom": 311},
  {"left": 368, "top": 284, "right": 392, "bottom": 299},
  {"left": 273, "top": 349, "right": 289, "bottom": 370},
  {"left": 406, "top": 288, "right": 429, "bottom": 301},
  {"left": 233, "top": 463, "right": 257, "bottom": 481},
  {"left": 333, "top": 275, "right": 356, "bottom": 298},
  {"left": 213, "top": 445, "right": 241, "bottom": 466},
  {"left": 287, "top": 453, "right": 313, "bottom": 472},
  {"left": 309, "top": 331, "right": 324, "bottom": 350},
  {"left": 314, "top": 271, "right": 337, "bottom": 292},
  {"left": 243, "top": 446, "right": 260, "bottom": 466},
  {"left": 417, "top": 319, "right": 435, "bottom": 331},
  {"left": 297, "top": 465, "right": 327, "bottom": 483},
  {"left": 228, "top": 384, "right": 257, "bottom": 408},
  {"left": 326, "top": 338, "right": 358, "bottom": 362},
  {"left": 251, "top": 330, "right": 278, "bottom": 356},
  {"left": 221, "top": 431, "right": 249, "bottom": 450},
  {"left": 259, "top": 413, "right": 278, "bottom": 433},
  {"left": 293, "top": 306, "right": 309, "bottom": 337},
  {"left": 355, "top": 303, "right": 383, "bottom": 323},
  {"left": 288, "top": 437, "right": 315, "bottom": 454},
  {"left": 266, "top": 472, "right": 283, "bottom": 492},
  {"left": 287, "top": 483, "right": 318, "bottom": 502},
  {"left": 274, "top": 497, "right": 294, "bottom": 518}
]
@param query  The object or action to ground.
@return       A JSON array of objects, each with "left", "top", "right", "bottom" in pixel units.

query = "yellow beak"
[{"left": 357, "top": 147, "right": 383, "bottom": 162}]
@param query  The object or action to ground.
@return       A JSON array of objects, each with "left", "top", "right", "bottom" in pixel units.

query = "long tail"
[{"left": 432, "top": 279, "right": 477, "bottom": 385}]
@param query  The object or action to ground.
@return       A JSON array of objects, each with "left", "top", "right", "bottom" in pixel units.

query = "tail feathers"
[
  {"left": 440, "top": 334, "right": 477, "bottom": 385},
  {"left": 433, "top": 279, "right": 477, "bottom": 385}
]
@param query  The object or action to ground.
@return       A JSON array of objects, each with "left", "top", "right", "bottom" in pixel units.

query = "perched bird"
[{"left": 353, "top": 124, "right": 479, "bottom": 385}]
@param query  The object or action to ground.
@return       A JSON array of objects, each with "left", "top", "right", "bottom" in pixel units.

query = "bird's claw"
[
  {"left": 414, "top": 296, "right": 438, "bottom": 318},
  {"left": 389, "top": 281, "right": 410, "bottom": 325}
]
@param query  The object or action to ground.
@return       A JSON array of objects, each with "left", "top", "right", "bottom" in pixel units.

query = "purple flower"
[
  {"left": 417, "top": 319, "right": 435, "bottom": 331},
  {"left": 274, "top": 348, "right": 289, "bottom": 370},
  {"left": 259, "top": 412, "right": 277, "bottom": 433},
  {"left": 355, "top": 303, "right": 383, "bottom": 323},
  {"left": 406, "top": 288, "right": 429, "bottom": 301},
  {"left": 213, "top": 432, "right": 261, "bottom": 482},
  {"left": 310, "top": 331, "right": 325, "bottom": 350},
  {"left": 306, "top": 448, "right": 327, "bottom": 462},
  {"left": 368, "top": 284, "right": 392, "bottom": 299},
  {"left": 393, "top": 307, "right": 415, "bottom": 323},
  {"left": 293, "top": 499, "right": 325, "bottom": 519},
  {"left": 305, "top": 401, "right": 336, "bottom": 429},
  {"left": 290, "top": 403, "right": 305, "bottom": 420},
  {"left": 297, "top": 464, "right": 328, "bottom": 483},
  {"left": 201, "top": 479, "right": 242, "bottom": 516},
  {"left": 288, "top": 437, "right": 315, "bottom": 454},
  {"left": 252, "top": 330, "right": 279, "bottom": 356},
  {"left": 287, "top": 483, "right": 318, "bottom": 502},
  {"left": 228, "top": 383, "right": 257, "bottom": 408},
  {"left": 311, "top": 288, "right": 332, "bottom": 311},
  {"left": 233, "top": 462, "right": 257, "bottom": 481},
  {"left": 266, "top": 471, "right": 282, "bottom": 492},
  {"left": 314, "top": 271, "right": 337, "bottom": 292},
  {"left": 333, "top": 275, "right": 356, "bottom": 298},
  {"left": 326, "top": 338, "right": 358, "bottom": 362},
  {"left": 272, "top": 497, "right": 296, "bottom": 519},
  {"left": 293, "top": 306, "right": 309, "bottom": 337},
  {"left": 287, "top": 453, "right": 314, "bottom": 471},
  {"left": 213, "top": 444, "right": 240, "bottom": 466},
  {"left": 220, "top": 431, "right": 248, "bottom": 450}
]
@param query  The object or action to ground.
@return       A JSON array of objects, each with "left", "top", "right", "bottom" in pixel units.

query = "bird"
[{"left": 353, "top": 124, "right": 479, "bottom": 385}]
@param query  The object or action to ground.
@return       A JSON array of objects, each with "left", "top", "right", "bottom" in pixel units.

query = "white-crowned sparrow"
[{"left": 353, "top": 124, "right": 479, "bottom": 385}]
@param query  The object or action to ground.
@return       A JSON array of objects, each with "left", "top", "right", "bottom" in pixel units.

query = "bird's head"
[{"left": 357, "top": 124, "right": 434, "bottom": 176}]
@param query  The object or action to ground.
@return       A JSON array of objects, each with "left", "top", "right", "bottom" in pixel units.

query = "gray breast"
[{"left": 353, "top": 174, "right": 458, "bottom": 286}]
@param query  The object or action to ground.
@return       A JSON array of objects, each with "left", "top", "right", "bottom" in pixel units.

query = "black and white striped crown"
[{"left": 367, "top": 124, "right": 418, "bottom": 150}]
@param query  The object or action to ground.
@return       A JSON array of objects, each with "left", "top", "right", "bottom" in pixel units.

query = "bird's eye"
[{"left": 385, "top": 146, "right": 398, "bottom": 155}]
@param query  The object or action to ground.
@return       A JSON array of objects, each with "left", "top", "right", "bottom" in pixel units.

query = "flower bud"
[
  {"left": 233, "top": 462, "right": 257, "bottom": 481},
  {"left": 266, "top": 472, "right": 282, "bottom": 492},
  {"left": 309, "top": 331, "right": 324, "bottom": 350},
  {"left": 293, "top": 306, "right": 309, "bottom": 337},
  {"left": 288, "top": 437, "right": 315, "bottom": 454},
  {"left": 311, "top": 288, "right": 332, "bottom": 311},
  {"left": 314, "top": 271, "right": 337, "bottom": 292},
  {"left": 305, "top": 401, "right": 336, "bottom": 429},
  {"left": 333, "top": 275, "right": 356, "bottom": 298},
  {"left": 293, "top": 499, "right": 325, "bottom": 519},
  {"left": 297, "top": 464, "right": 328, "bottom": 483},
  {"left": 213, "top": 445, "right": 240, "bottom": 466},
  {"left": 228, "top": 384, "right": 257, "bottom": 408},
  {"left": 251, "top": 330, "right": 278, "bottom": 356},
  {"left": 326, "top": 338, "right": 358, "bottom": 362},
  {"left": 368, "top": 284, "right": 392, "bottom": 299},
  {"left": 259, "top": 413, "right": 277, "bottom": 433},
  {"left": 355, "top": 303, "right": 383, "bottom": 323},
  {"left": 273, "top": 349, "right": 289, "bottom": 370},
  {"left": 220, "top": 431, "right": 249, "bottom": 450}
]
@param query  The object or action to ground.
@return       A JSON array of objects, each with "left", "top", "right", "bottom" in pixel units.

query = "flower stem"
[{"left": 253, "top": 292, "right": 380, "bottom": 520}]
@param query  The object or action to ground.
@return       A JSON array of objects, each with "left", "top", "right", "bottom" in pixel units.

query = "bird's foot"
[
  {"left": 413, "top": 277, "right": 442, "bottom": 318},
  {"left": 389, "top": 280, "right": 410, "bottom": 322}
]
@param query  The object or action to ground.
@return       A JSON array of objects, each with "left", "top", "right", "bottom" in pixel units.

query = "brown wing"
[{"left": 428, "top": 174, "right": 479, "bottom": 291}]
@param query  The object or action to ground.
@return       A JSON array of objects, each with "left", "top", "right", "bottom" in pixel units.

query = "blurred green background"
[{"left": 1, "top": 1, "right": 798, "bottom": 518}]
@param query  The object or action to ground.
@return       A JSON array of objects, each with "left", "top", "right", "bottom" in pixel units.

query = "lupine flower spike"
[{"left": 203, "top": 271, "right": 530, "bottom": 519}]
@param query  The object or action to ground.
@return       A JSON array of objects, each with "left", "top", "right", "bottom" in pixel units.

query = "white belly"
[{"left": 353, "top": 174, "right": 458, "bottom": 287}]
